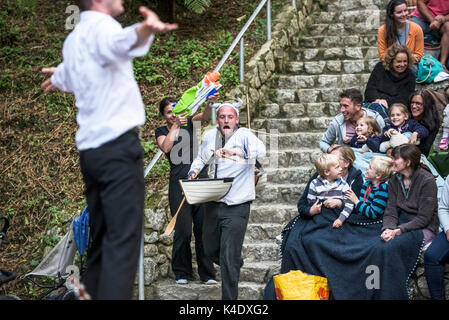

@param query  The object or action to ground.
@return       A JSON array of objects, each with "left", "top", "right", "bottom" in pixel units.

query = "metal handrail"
[
  {"left": 139, "top": 0, "right": 298, "bottom": 300},
  {"left": 215, "top": 0, "right": 270, "bottom": 72}
]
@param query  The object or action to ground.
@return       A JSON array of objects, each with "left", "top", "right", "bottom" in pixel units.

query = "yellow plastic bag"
[{"left": 273, "top": 270, "right": 330, "bottom": 300}]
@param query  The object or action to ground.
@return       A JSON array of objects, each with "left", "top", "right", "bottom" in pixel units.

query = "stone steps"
[
  {"left": 300, "top": 34, "right": 378, "bottom": 49},
  {"left": 147, "top": 279, "right": 265, "bottom": 300},
  {"left": 265, "top": 166, "right": 315, "bottom": 184},
  {"left": 239, "top": 260, "right": 281, "bottom": 283},
  {"left": 256, "top": 183, "right": 307, "bottom": 204},
  {"left": 308, "top": 23, "right": 380, "bottom": 37},
  {"left": 242, "top": 241, "right": 280, "bottom": 262},
  {"left": 326, "top": 0, "right": 389, "bottom": 12},
  {"left": 258, "top": 148, "right": 321, "bottom": 168},
  {"left": 275, "top": 87, "right": 367, "bottom": 105},
  {"left": 246, "top": 222, "right": 285, "bottom": 241},
  {"left": 313, "top": 8, "right": 383, "bottom": 24},
  {"left": 285, "top": 59, "right": 378, "bottom": 75},
  {"left": 252, "top": 117, "right": 333, "bottom": 132},
  {"left": 294, "top": 47, "right": 379, "bottom": 61},
  {"left": 278, "top": 74, "right": 372, "bottom": 88},
  {"left": 258, "top": 102, "right": 340, "bottom": 118},
  {"left": 262, "top": 131, "right": 322, "bottom": 149},
  {"left": 249, "top": 204, "right": 298, "bottom": 224}
]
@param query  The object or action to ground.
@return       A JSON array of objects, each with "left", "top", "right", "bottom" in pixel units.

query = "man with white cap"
[{"left": 188, "top": 96, "right": 266, "bottom": 300}]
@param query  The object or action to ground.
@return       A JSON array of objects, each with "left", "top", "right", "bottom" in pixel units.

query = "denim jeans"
[
  {"left": 424, "top": 231, "right": 449, "bottom": 300},
  {"left": 410, "top": 15, "right": 442, "bottom": 45}
]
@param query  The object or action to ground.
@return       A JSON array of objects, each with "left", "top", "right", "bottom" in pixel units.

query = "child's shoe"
[{"left": 440, "top": 137, "right": 449, "bottom": 150}]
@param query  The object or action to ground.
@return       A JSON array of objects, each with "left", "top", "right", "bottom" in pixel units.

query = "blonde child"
[
  {"left": 349, "top": 115, "right": 382, "bottom": 153},
  {"left": 307, "top": 153, "right": 354, "bottom": 228},
  {"left": 346, "top": 156, "right": 393, "bottom": 219},
  {"left": 375, "top": 103, "right": 429, "bottom": 154}
]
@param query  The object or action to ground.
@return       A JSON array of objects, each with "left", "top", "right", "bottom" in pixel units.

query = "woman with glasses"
[{"left": 407, "top": 89, "right": 441, "bottom": 156}]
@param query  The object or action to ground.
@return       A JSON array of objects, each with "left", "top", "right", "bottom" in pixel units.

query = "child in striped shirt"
[
  {"left": 345, "top": 156, "right": 393, "bottom": 219},
  {"left": 307, "top": 153, "right": 354, "bottom": 228}
]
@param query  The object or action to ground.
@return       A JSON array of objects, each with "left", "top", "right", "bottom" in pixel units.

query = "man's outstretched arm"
[{"left": 133, "top": 7, "right": 178, "bottom": 49}]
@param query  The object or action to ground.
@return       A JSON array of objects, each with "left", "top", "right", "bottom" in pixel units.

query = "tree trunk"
[{"left": 158, "top": 0, "right": 175, "bottom": 23}]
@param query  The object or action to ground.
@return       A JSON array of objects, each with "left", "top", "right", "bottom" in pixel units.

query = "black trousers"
[
  {"left": 169, "top": 176, "right": 215, "bottom": 281},
  {"left": 202, "top": 201, "right": 250, "bottom": 300},
  {"left": 79, "top": 130, "right": 144, "bottom": 300}
]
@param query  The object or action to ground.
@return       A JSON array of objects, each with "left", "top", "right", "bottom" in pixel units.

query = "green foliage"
[
  {"left": 3, "top": 0, "right": 39, "bottom": 19},
  {"left": 133, "top": 32, "right": 234, "bottom": 83},
  {"left": 181, "top": 0, "right": 211, "bottom": 14},
  {"left": 219, "top": 64, "right": 240, "bottom": 86}
]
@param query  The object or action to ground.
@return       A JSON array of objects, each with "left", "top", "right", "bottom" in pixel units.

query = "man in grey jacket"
[{"left": 319, "top": 88, "right": 386, "bottom": 153}]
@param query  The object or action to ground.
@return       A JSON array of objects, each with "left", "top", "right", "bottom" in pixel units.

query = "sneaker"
[
  {"left": 440, "top": 137, "right": 449, "bottom": 150},
  {"left": 203, "top": 279, "right": 217, "bottom": 285},
  {"left": 176, "top": 279, "right": 188, "bottom": 285}
]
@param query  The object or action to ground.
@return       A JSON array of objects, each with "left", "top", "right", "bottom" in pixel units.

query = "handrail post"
[
  {"left": 267, "top": 0, "right": 271, "bottom": 41},
  {"left": 239, "top": 37, "right": 244, "bottom": 83}
]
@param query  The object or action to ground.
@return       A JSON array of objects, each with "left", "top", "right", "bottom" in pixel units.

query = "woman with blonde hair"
[{"left": 364, "top": 44, "right": 416, "bottom": 120}]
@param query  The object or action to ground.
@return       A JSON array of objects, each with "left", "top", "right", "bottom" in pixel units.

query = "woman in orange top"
[{"left": 378, "top": 0, "right": 424, "bottom": 75}]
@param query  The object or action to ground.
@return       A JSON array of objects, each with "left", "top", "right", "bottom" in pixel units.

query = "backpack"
[{"left": 416, "top": 56, "right": 444, "bottom": 84}]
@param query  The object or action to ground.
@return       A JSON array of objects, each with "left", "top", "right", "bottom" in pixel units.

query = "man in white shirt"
[
  {"left": 40, "top": 0, "right": 177, "bottom": 299},
  {"left": 188, "top": 99, "right": 266, "bottom": 299}
]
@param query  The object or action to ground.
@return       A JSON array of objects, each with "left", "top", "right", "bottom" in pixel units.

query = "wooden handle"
[
  {"left": 222, "top": 154, "right": 246, "bottom": 165},
  {"left": 163, "top": 197, "right": 186, "bottom": 236}
]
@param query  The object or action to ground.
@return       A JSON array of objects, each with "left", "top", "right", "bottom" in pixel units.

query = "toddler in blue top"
[
  {"left": 373, "top": 103, "right": 429, "bottom": 154},
  {"left": 345, "top": 156, "right": 394, "bottom": 219}
]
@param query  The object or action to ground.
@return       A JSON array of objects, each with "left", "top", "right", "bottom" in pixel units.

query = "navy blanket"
[{"left": 276, "top": 207, "right": 424, "bottom": 300}]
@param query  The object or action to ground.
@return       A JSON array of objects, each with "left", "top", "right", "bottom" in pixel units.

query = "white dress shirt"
[
  {"left": 189, "top": 127, "right": 266, "bottom": 206},
  {"left": 51, "top": 11, "right": 154, "bottom": 150}
]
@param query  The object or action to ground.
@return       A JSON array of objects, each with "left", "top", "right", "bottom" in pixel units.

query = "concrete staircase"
[{"left": 149, "top": 0, "right": 390, "bottom": 299}]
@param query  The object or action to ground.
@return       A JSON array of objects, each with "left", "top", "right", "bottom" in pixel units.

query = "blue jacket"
[
  {"left": 369, "top": 119, "right": 429, "bottom": 152},
  {"left": 355, "top": 180, "right": 389, "bottom": 219}
]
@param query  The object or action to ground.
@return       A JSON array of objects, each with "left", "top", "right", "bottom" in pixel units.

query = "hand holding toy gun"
[{"left": 172, "top": 71, "right": 222, "bottom": 124}]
